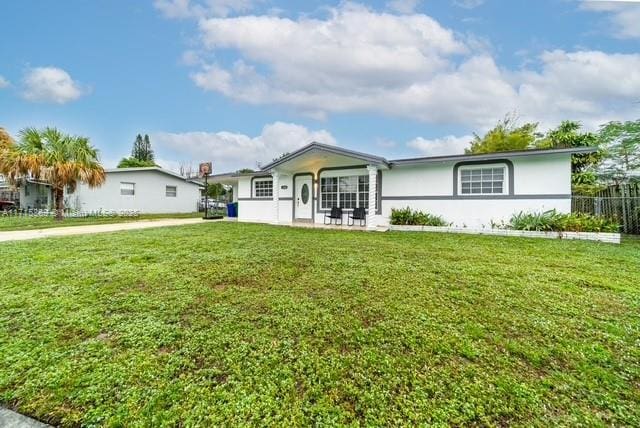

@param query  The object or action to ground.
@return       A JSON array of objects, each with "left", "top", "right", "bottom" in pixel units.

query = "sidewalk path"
[
  {"left": 0, "top": 408, "right": 51, "bottom": 427},
  {"left": 0, "top": 218, "right": 206, "bottom": 243}
]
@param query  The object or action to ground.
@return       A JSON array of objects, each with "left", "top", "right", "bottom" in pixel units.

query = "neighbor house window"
[
  {"left": 120, "top": 182, "right": 135, "bottom": 196},
  {"left": 166, "top": 185, "right": 177, "bottom": 197},
  {"left": 460, "top": 166, "right": 505, "bottom": 195},
  {"left": 321, "top": 175, "right": 369, "bottom": 210},
  {"left": 254, "top": 178, "right": 273, "bottom": 198}
]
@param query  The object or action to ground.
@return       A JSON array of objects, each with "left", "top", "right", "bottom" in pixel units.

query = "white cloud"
[
  {"left": 386, "top": 0, "right": 421, "bottom": 14},
  {"left": 154, "top": 0, "right": 257, "bottom": 19},
  {"left": 453, "top": 0, "right": 484, "bottom": 9},
  {"left": 515, "top": 50, "right": 640, "bottom": 129},
  {"left": 181, "top": 3, "right": 640, "bottom": 130},
  {"left": 22, "top": 67, "right": 87, "bottom": 104},
  {"left": 581, "top": 0, "right": 640, "bottom": 39},
  {"left": 193, "top": 3, "right": 471, "bottom": 117},
  {"left": 152, "top": 121, "right": 337, "bottom": 172},
  {"left": 180, "top": 50, "right": 203, "bottom": 66},
  {"left": 407, "top": 135, "right": 472, "bottom": 156},
  {"left": 0, "top": 75, "right": 9, "bottom": 88}
]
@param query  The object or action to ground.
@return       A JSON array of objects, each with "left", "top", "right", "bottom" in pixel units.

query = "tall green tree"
[
  {"left": 131, "top": 134, "right": 144, "bottom": 159},
  {"left": 536, "top": 121, "right": 603, "bottom": 187},
  {"left": 598, "top": 120, "right": 640, "bottom": 184},
  {"left": 0, "top": 127, "right": 105, "bottom": 220},
  {"left": 142, "top": 134, "right": 154, "bottom": 162},
  {"left": 119, "top": 134, "right": 156, "bottom": 168},
  {"left": 465, "top": 114, "right": 540, "bottom": 154}
]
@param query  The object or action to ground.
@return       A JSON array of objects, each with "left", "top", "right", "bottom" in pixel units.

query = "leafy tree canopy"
[
  {"left": 117, "top": 157, "right": 156, "bottom": 168},
  {"left": 536, "top": 121, "right": 604, "bottom": 187},
  {"left": 598, "top": 120, "right": 640, "bottom": 184},
  {"left": 206, "top": 183, "right": 227, "bottom": 199},
  {"left": 0, "top": 127, "right": 14, "bottom": 149},
  {"left": 465, "top": 114, "right": 540, "bottom": 154}
]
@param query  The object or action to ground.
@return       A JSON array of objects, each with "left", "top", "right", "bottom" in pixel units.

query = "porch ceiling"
[{"left": 272, "top": 149, "right": 387, "bottom": 174}]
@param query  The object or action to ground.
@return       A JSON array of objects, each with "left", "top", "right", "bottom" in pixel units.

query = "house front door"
[{"left": 295, "top": 176, "right": 313, "bottom": 220}]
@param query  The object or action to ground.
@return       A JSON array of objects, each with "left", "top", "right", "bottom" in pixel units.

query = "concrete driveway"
[
  {"left": 0, "top": 408, "right": 51, "bottom": 427},
  {"left": 0, "top": 218, "right": 205, "bottom": 243}
]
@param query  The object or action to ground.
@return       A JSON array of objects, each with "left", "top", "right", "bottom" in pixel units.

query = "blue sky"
[{"left": 1, "top": 0, "right": 639, "bottom": 172}]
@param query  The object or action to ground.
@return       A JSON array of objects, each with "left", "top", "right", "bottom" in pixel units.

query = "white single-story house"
[
  {"left": 212, "top": 142, "right": 595, "bottom": 229},
  {"left": 1, "top": 168, "right": 202, "bottom": 213},
  {"left": 69, "top": 167, "right": 202, "bottom": 213}
]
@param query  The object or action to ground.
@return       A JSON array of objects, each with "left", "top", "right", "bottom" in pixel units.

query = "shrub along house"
[{"left": 211, "top": 142, "right": 596, "bottom": 229}]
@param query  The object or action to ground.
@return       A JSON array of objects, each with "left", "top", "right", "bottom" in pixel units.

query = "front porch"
[{"left": 211, "top": 143, "right": 389, "bottom": 229}]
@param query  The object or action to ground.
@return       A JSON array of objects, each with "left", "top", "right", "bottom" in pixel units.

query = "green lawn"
[
  {"left": 0, "top": 212, "right": 202, "bottom": 232},
  {"left": 0, "top": 223, "right": 638, "bottom": 426}
]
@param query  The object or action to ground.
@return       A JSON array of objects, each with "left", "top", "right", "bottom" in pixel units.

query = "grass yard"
[
  {"left": 0, "top": 223, "right": 639, "bottom": 426},
  {"left": 0, "top": 212, "right": 202, "bottom": 232}
]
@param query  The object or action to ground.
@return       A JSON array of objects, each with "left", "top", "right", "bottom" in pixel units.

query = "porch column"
[
  {"left": 271, "top": 170, "right": 279, "bottom": 224},
  {"left": 366, "top": 165, "right": 378, "bottom": 230}
]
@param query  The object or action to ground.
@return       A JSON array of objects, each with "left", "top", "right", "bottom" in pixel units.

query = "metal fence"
[{"left": 572, "top": 183, "right": 640, "bottom": 234}]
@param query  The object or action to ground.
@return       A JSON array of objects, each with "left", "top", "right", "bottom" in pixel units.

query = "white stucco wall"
[
  {"left": 512, "top": 154, "right": 571, "bottom": 195},
  {"left": 73, "top": 169, "right": 201, "bottom": 213},
  {"left": 237, "top": 175, "right": 293, "bottom": 224},
  {"left": 380, "top": 153, "right": 572, "bottom": 228},
  {"left": 235, "top": 153, "right": 572, "bottom": 228},
  {"left": 380, "top": 199, "right": 571, "bottom": 228},
  {"left": 20, "top": 182, "right": 52, "bottom": 209},
  {"left": 382, "top": 164, "right": 452, "bottom": 197}
]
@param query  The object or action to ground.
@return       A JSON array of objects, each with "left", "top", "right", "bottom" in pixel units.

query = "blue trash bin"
[{"left": 227, "top": 203, "right": 237, "bottom": 218}]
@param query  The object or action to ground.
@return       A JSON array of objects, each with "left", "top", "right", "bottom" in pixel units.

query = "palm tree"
[
  {"left": 0, "top": 127, "right": 105, "bottom": 220},
  {"left": 0, "top": 127, "right": 18, "bottom": 181},
  {"left": 0, "top": 127, "right": 14, "bottom": 148}
]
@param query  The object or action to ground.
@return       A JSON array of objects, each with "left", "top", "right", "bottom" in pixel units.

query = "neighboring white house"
[
  {"left": 2, "top": 168, "right": 202, "bottom": 213},
  {"left": 0, "top": 174, "right": 53, "bottom": 210},
  {"left": 212, "top": 142, "right": 595, "bottom": 229},
  {"left": 68, "top": 167, "right": 202, "bottom": 213}
]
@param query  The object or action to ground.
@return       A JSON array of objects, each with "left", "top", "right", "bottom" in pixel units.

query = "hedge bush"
[
  {"left": 509, "top": 210, "right": 619, "bottom": 233},
  {"left": 390, "top": 207, "right": 448, "bottom": 226}
]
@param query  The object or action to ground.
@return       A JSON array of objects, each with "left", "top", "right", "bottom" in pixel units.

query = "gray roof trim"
[
  {"left": 214, "top": 146, "right": 598, "bottom": 175},
  {"left": 208, "top": 171, "right": 265, "bottom": 179},
  {"left": 389, "top": 146, "right": 598, "bottom": 166},
  {"left": 105, "top": 167, "right": 202, "bottom": 185},
  {"left": 259, "top": 142, "right": 389, "bottom": 171}
]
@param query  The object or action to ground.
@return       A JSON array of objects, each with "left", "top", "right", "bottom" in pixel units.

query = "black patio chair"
[
  {"left": 324, "top": 206, "right": 343, "bottom": 225},
  {"left": 348, "top": 207, "right": 366, "bottom": 227}
]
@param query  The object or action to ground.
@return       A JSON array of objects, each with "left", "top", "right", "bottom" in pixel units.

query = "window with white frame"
[
  {"left": 166, "top": 185, "right": 177, "bottom": 197},
  {"left": 460, "top": 166, "right": 505, "bottom": 195},
  {"left": 120, "top": 182, "right": 135, "bottom": 196},
  {"left": 321, "top": 174, "right": 369, "bottom": 210},
  {"left": 358, "top": 176, "right": 369, "bottom": 209},
  {"left": 254, "top": 178, "right": 273, "bottom": 198},
  {"left": 321, "top": 177, "right": 338, "bottom": 209}
]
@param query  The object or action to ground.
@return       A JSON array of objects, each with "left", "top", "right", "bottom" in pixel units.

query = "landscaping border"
[{"left": 389, "top": 225, "right": 621, "bottom": 244}]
